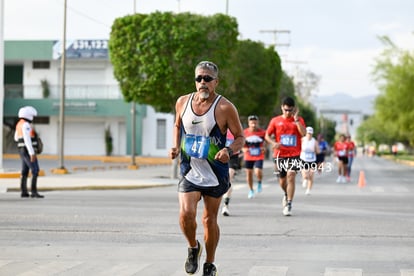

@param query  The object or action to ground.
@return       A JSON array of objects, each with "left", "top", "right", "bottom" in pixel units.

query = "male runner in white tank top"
[{"left": 169, "top": 61, "right": 244, "bottom": 276}]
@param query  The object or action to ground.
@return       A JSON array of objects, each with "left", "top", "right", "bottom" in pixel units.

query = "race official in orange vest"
[{"left": 14, "top": 106, "right": 44, "bottom": 198}]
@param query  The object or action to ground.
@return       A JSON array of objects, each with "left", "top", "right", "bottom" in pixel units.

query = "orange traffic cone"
[{"left": 358, "top": 170, "right": 366, "bottom": 188}]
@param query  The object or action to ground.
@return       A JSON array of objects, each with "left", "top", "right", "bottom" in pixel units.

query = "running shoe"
[
  {"left": 336, "top": 176, "right": 342, "bottom": 183},
  {"left": 203, "top": 262, "right": 217, "bottom": 276},
  {"left": 222, "top": 205, "right": 230, "bottom": 216},
  {"left": 305, "top": 188, "right": 311, "bottom": 195},
  {"left": 283, "top": 203, "right": 292, "bottom": 216},
  {"left": 248, "top": 190, "right": 254, "bottom": 199},
  {"left": 302, "top": 179, "right": 307, "bottom": 188},
  {"left": 257, "top": 182, "right": 262, "bottom": 193},
  {"left": 282, "top": 194, "right": 287, "bottom": 208},
  {"left": 185, "top": 240, "right": 202, "bottom": 274}
]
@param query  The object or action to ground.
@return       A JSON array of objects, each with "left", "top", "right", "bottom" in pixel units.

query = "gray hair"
[{"left": 195, "top": 61, "right": 219, "bottom": 78}]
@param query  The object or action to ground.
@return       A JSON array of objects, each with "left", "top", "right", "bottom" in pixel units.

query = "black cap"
[{"left": 248, "top": 115, "right": 258, "bottom": 121}]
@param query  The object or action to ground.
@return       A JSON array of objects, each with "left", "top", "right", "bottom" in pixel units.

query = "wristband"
[{"left": 225, "top": 147, "right": 233, "bottom": 156}]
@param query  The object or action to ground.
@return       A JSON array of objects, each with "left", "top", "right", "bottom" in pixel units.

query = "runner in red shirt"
[
  {"left": 333, "top": 134, "right": 349, "bottom": 183},
  {"left": 265, "top": 97, "right": 306, "bottom": 216},
  {"left": 243, "top": 115, "right": 267, "bottom": 198},
  {"left": 345, "top": 135, "right": 356, "bottom": 182}
]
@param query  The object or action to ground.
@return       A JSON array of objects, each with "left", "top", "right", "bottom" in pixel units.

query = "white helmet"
[{"left": 18, "top": 106, "right": 38, "bottom": 121}]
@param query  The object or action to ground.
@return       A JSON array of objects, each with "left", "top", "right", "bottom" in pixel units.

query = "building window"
[
  {"left": 156, "top": 119, "right": 166, "bottom": 149},
  {"left": 33, "top": 61, "right": 50, "bottom": 69}
]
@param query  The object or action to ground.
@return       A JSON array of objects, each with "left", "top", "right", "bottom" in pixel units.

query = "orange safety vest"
[{"left": 16, "top": 119, "right": 37, "bottom": 148}]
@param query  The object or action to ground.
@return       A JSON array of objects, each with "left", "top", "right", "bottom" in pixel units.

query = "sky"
[{"left": 3, "top": 0, "right": 414, "bottom": 98}]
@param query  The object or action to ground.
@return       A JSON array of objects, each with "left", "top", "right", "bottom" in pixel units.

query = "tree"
[
  {"left": 109, "top": 12, "right": 239, "bottom": 113},
  {"left": 297, "top": 100, "right": 317, "bottom": 133},
  {"left": 220, "top": 39, "right": 282, "bottom": 123},
  {"left": 357, "top": 115, "right": 393, "bottom": 146},
  {"left": 317, "top": 116, "right": 336, "bottom": 145},
  {"left": 278, "top": 71, "right": 296, "bottom": 106},
  {"left": 370, "top": 35, "right": 414, "bottom": 147}
]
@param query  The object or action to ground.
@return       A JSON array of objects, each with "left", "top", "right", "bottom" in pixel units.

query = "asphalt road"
[{"left": 0, "top": 155, "right": 413, "bottom": 276}]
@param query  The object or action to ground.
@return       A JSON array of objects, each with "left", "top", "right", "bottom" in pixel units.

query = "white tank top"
[
  {"left": 180, "top": 93, "right": 223, "bottom": 187},
  {"left": 300, "top": 137, "right": 317, "bottom": 162}
]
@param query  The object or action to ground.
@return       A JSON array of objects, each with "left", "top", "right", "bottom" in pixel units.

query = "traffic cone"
[{"left": 358, "top": 170, "right": 366, "bottom": 188}]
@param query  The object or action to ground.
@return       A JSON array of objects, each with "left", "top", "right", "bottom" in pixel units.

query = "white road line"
[
  {"left": 324, "top": 267, "right": 363, "bottom": 276},
  {"left": 16, "top": 261, "right": 83, "bottom": 276},
  {"left": 401, "top": 269, "right": 414, "bottom": 276},
  {"left": 248, "top": 266, "right": 288, "bottom": 276},
  {"left": 97, "top": 262, "right": 151, "bottom": 276}
]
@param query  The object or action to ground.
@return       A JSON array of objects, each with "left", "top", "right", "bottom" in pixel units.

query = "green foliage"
[
  {"left": 109, "top": 12, "right": 238, "bottom": 113},
  {"left": 105, "top": 126, "right": 113, "bottom": 156},
  {"left": 278, "top": 72, "right": 296, "bottom": 106},
  {"left": 363, "top": 35, "right": 414, "bottom": 147},
  {"left": 318, "top": 118, "right": 336, "bottom": 145},
  {"left": 41, "top": 79, "right": 50, "bottom": 98},
  {"left": 297, "top": 101, "right": 317, "bottom": 131},
  {"left": 356, "top": 115, "right": 393, "bottom": 146},
  {"left": 220, "top": 39, "right": 282, "bottom": 123}
]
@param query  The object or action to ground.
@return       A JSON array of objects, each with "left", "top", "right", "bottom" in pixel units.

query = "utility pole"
[
  {"left": 129, "top": 0, "right": 138, "bottom": 169},
  {"left": 226, "top": 0, "right": 229, "bottom": 15},
  {"left": 52, "top": 0, "right": 68, "bottom": 174},
  {"left": 0, "top": 0, "right": 4, "bottom": 171},
  {"left": 259, "top": 29, "right": 291, "bottom": 49}
]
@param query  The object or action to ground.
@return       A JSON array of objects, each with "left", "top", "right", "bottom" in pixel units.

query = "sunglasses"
[
  {"left": 283, "top": 108, "right": 294, "bottom": 112},
  {"left": 195, "top": 75, "right": 215, "bottom": 83}
]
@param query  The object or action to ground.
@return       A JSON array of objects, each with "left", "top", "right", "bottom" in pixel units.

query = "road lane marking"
[
  {"left": 249, "top": 266, "right": 288, "bottom": 276},
  {"left": 17, "top": 261, "right": 82, "bottom": 276},
  {"left": 325, "top": 267, "right": 362, "bottom": 276},
  {"left": 401, "top": 269, "right": 414, "bottom": 276}
]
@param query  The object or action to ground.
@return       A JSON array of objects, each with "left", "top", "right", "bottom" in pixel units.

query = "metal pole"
[
  {"left": 57, "top": 0, "right": 67, "bottom": 172},
  {"left": 130, "top": 0, "right": 137, "bottom": 168},
  {"left": 0, "top": 0, "right": 4, "bottom": 170},
  {"left": 131, "top": 103, "right": 136, "bottom": 166},
  {"left": 226, "top": 0, "right": 229, "bottom": 15}
]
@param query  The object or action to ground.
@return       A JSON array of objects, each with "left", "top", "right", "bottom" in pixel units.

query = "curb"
[
  {"left": 0, "top": 169, "right": 46, "bottom": 179},
  {"left": 6, "top": 183, "right": 175, "bottom": 193},
  {"left": 381, "top": 155, "right": 414, "bottom": 167},
  {"left": 1, "top": 155, "right": 172, "bottom": 178}
]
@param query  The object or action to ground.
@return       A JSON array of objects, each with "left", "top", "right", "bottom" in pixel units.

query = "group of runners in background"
[{"left": 222, "top": 98, "right": 357, "bottom": 217}]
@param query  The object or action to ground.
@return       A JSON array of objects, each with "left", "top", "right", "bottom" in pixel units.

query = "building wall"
[
  {"left": 3, "top": 40, "right": 174, "bottom": 157},
  {"left": 142, "top": 106, "right": 174, "bottom": 157}
]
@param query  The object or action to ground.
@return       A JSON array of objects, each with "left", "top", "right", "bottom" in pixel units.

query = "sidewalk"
[
  {"left": 0, "top": 155, "right": 176, "bottom": 193},
  {"left": 1, "top": 155, "right": 278, "bottom": 194}
]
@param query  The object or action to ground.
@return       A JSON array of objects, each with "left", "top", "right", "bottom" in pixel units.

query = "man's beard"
[{"left": 200, "top": 91, "right": 209, "bottom": 99}]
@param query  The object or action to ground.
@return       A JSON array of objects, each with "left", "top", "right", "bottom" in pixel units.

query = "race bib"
[
  {"left": 304, "top": 151, "right": 315, "bottom": 160},
  {"left": 338, "top": 150, "right": 346, "bottom": 156},
  {"left": 184, "top": 134, "right": 210, "bottom": 159},
  {"left": 280, "top": 135, "right": 297, "bottom": 147},
  {"left": 249, "top": 147, "right": 261, "bottom": 156}
]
